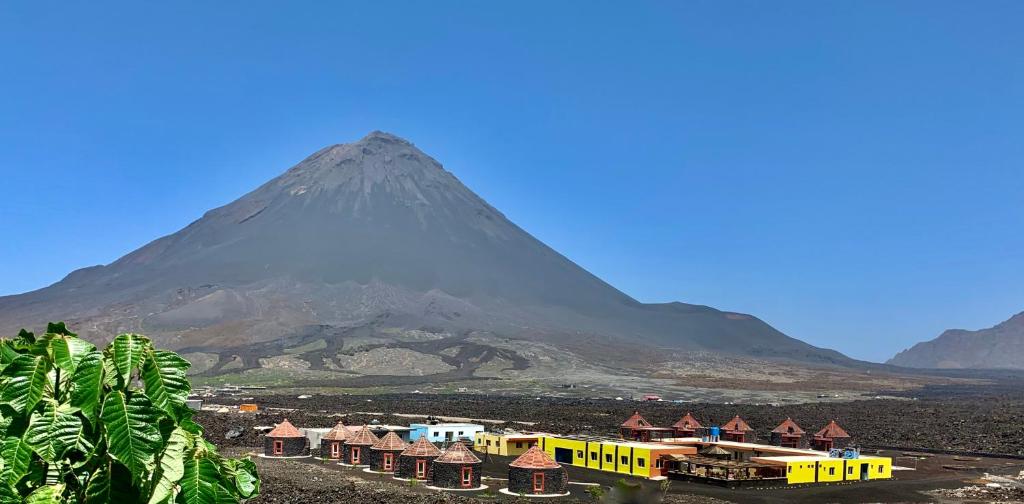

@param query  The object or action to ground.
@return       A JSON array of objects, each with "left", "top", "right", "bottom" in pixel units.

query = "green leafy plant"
[{"left": 0, "top": 322, "right": 260, "bottom": 503}]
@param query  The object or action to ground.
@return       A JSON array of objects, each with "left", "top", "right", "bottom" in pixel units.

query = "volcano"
[{"left": 0, "top": 132, "right": 847, "bottom": 375}]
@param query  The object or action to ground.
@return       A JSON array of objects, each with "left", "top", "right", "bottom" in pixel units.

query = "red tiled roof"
[
  {"left": 267, "top": 419, "right": 303, "bottom": 438},
  {"left": 435, "top": 441, "right": 481, "bottom": 465},
  {"left": 621, "top": 411, "right": 652, "bottom": 429},
  {"left": 814, "top": 420, "right": 850, "bottom": 439},
  {"left": 672, "top": 412, "right": 702, "bottom": 430},
  {"left": 347, "top": 425, "right": 381, "bottom": 446},
  {"left": 722, "top": 415, "right": 753, "bottom": 432},
  {"left": 322, "top": 421, "right": 348, "bottom": 441},
  {"left": 510, "top": 446, "right": 561, "bottom": 469},
  {"left": 402, "top": 436, "right": 442, "bottom": 457},
  {"left": 372, "top": 431, "right": 409, "bottom": 451},
  {"left": 771, "top": 417, "right": 805, "bottom": 435}
]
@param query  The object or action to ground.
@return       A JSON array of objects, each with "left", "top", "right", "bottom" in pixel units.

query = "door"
[
  {"left": 383, "top": 453, "right": 393, "bottom": 471},
  {"left": 554, "top": 447, "right": 572, "bottom": 464},
  {"left": 416, "top": 459, "right": 427, "bottom": 479},
  {"left": 330, "top": 442, "right": 340, "bottom": 458},
  {"left": 461, "top": 467, "right": 473, "bottom": 488},
  {"left": 351, "top": 446, "right": 361, "bottom": 464},
  {"left": 860, "top": 463, "right": 869, "bottom": 481},
  {"left": 273, "top": 440, "right": 283, "bottom": 455},
  {"left": 533, "top": 472, "right": 545, "bottom": 493}
]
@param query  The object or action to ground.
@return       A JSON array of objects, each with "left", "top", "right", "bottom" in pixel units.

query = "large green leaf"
[
  {"left": 177, "top": 457, "right": 222, "bottom": 504},
  {"left": 101, "top": 391, "right": 162, "bottom": 482},
  {"left": 23, "top": 483, "right": 64, "bottom": 504},
  {"left": 0, "top": 354, "right": 51, "bottom": 414},
  {"left": 51, "top": 335, "right": 96, "bottom": 374},
  {"left": 0, "top": 342, "right": 18, "bottom": 372},
  {"left": 0, "top": 430, "right": 33, "bottom": 486},
  {"left": 141, "top": 350, "right": 191, "bottom": 417},
  {"left": 84, "top": 461, "right": 137, "bottom": 504},
  {"left": 147, "top": 427, "right": 189, "bottom": 504},
  {"left": 0, "top": 481, "right": 17, "bottom": 504},
  {"left": 26, "top": 401, "right": 92, "bottom": 462},
  {"left": 111, "top": 333, "right": 147, "bottom": 384},
  {"left": 70, "top": 352, "right": 104, "bottom": 427},
  {"left": 224, "top": 458, "right": 259, "bottom": 499}
]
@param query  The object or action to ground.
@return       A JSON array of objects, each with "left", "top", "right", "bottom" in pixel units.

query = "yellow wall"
[
  {"left": 541, "top": 436, "right": 653, "bottom": 479},
  {"left": 865, "top": 458, "right": 892, "bottom": 480},
  {"left": 785, "top": 457, "right": 893, "bottom": 484},
  {"left": 816, "top": 459, "right": 844, "bottom": 483},
  {"left": 786, "top": 461, "right": 818, "bottom": 484},
  {"left": 473, "top": 433, "right": 536, "bottom": 456}
]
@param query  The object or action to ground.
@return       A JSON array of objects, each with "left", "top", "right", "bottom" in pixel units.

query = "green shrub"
[{"left": 0, "top": 322, "right": 260, "bottom": 503}]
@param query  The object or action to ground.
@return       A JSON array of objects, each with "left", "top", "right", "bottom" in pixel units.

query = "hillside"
[{"left": 888, "top": 311, "right": 1024, "bottom": 369}]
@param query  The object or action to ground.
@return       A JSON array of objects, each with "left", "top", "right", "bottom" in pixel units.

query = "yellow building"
[
  {"left": 473, "top": 432, "right": 544, "bottom": 457},
  {"left": 751, "top": 455, "right": 893, "bottom": 484},
  {"left": 539, "top": 435, "right": 696, "bottom": 479}
]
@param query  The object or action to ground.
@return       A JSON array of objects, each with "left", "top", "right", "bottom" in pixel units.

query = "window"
[
  {"left": 516, "top": 442, "right": 523, "bottom": 448},
  {"left": 620, "top": 455, "right": 628, "bottom": 465},
  {"left": 605, "top": 454, "right": 612, "bottom": 463},
  {"left": 458, "top": 431, "right": 464, "bottom": 436},
  {"left": 847, "top": 467, "right": 853, "bottom": 474},
  {"left": 330, "top": 442, "right": 340, "bottom": 458},
  {"left": 416, "top": 459, "right": 427, "bottom": 479},
  {"left": 828, "top": 467, "right": 835, "bottom": 476},
  {"left": 787, "top": 466, "right": 792, "bottom": 474},
  {"left": 590, "top": 452, "right": 598, "bottom": 461},
  {"left": 384, "top": 453, "right": 394, "bottom": 471},
  {"left": 273, "top": 440, "right": 283, "bottom": 455},
  {"left": 637, "top": 458, "right": 645, "bottom": 468},
  {"left": 577, "top": 450, "right": 584, "bottom": 459},
  {"left": 486, "top": 440, "right": 491, "bottom": 446},
  {"left": 655, "top": 459, "right": 662, "bottom": 469},
  {"left": 533, "top": 472, "right": 545, "bottom": 493},
  {"left": 878, "top": 466, "right": 883, "bottom": 473},
  {"left": 351, "top": 446, "right": 361, "bottom": 464},
  {"left": 461, "top": 467, "right": 473, "bottom": 488}
]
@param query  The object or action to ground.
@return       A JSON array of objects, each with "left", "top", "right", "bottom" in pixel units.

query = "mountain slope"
[
  {"left": 888, "top": 312, "right": 1024, "bottom": 369},
  {"left": 0, "top": 131, "right": 847, "bottom": 368}
]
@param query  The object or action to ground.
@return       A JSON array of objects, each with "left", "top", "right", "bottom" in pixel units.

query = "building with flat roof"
[{"left": 409, "top": 423, "right": 483, "bottom": 444}]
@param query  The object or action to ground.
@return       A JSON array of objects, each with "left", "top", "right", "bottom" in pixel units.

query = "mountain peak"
[{"left": 357, "top": 130, "right": 412, "bottom": 145}]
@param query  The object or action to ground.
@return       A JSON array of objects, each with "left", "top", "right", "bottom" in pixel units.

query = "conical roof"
[
  {"left": 372, "top": 431, "right": 409, "bottom": 451},
  {"left": 672, "top": 412, "right": 702, "bottom": 430},
  {"left": 347, "top": 425, "right": 380, "bottom": 446},
  {"left": 814, "top": 420, "right": 850, "bottom": 439},
  {"left": 267, "top": 419, "right": 303, "bottom": 438},
  {"left": 621, "top": 411, "right": 652, "bottom": 429},
  {"left": 771, "top": 417, "right": 805, "bottom": 435},
  {"left": 322, "top": 420, "right": 348, "bottom": 441},
  {"left": 722, "top": 415, "right": 753, "bottom": 432},
  {"left": 401, "top": 436, "right": 442, "bottom": 457},
  {"left": 435, "top": 441, "right": 481, "bottom": 465},
  {"left": 510, "top": 446, "right": 560, "bottom": 469},
  {"left": 699, "top": 445, "right": 732, "bottom": 456}
]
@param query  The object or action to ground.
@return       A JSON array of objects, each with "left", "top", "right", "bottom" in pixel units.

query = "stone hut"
[
  {"left": 769, "top": 418, "right": 808, "bottom": 449},
  {"left": 508, "top": 446, "right": 568, "bottom": 496},
  {"left": 721, "top": 415, "right": 756, "bottom": 443},
  {"left": 672, "top": 412, "right": 702, "bottom": 438},
  {"left": 369, "top": 431, "right": 408, "bottom": 473},
  {"left": 431, "top": 441, "right": 482, "bottom": 489},
  {"left": 812, "top": 420, "right": 851, "bottom": 451},
  {"left": 320, "top": 421, "right": 348, "bottom": 460},
  {"left": 343, "top": 425, "right": 379, "bottom": 466},
  {"left": 264, "top": 419, "right": 308, "bottom": 457},
  {"left": 396, "top": 436, "right": 442, "bottom": 481}
]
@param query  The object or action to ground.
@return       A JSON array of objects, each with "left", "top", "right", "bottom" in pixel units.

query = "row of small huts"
[
  {"left": 621, "top": 411, "right": 852, "bottom": 451},
  {"left": 264, "top": 419, "right": 568, "bottom": 495}
]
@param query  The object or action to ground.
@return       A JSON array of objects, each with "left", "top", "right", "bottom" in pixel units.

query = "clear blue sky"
[{"left": 1, "top": 1, "right": 1021, "bottom": 362}]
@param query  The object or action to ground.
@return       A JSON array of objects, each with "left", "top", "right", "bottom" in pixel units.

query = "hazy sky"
[{"left": 1, "top": 1, "right": 1021, "bottom": 362}]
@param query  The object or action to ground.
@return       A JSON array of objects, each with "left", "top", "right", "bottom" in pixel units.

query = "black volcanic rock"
[
  {"left": 0, "top": 132, "right": 846, "bottom": 364},
  {"left": 888, "top": 311, "right": 1024, "bottom": 369}
]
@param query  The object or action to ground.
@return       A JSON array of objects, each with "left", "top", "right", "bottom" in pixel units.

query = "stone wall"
[
  {"left": 431, "top": 462, "right": 481, "bottom": 489},
  {"left": 396, "top": 455, "right": 437, "bottom": 480},
  {"left": 368, "top": 448, "right": 404, "bottom": 472},
  {"left": 507, "top": 467, "right": 567, "bottom": 495},
  {"left": 264, "top": 436, "right": 308, "bottom": 457}
]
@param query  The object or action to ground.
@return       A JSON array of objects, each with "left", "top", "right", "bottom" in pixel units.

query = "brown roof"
[
  {"left": 672, "top": 412, "right": 702, "bottom": 430},
  {"left": 322, "top": 421, "right": 348, "bottom": 441},
  {"left": 435, "top": 441, "right": 481, "bottom": 465},
  {"left": 722, "top": 415, "right": 753, "bottom": 432},
  {"left": 510, "top": 446, "right": 561, "bottom": 469},
  {"left": 267, "top": 419, "right": 303, "bottom": 438},
  {"left": 401, "top": 437, "right": 442, "bottom": 457},
  {"left": 372, "top": 431, "right": 409, "bottom": 451},
  {"left": 621, "top": 411, "right": 652, "bottom": 429},
  {"left": 347, "top": 425, "right": 381, "bottom": 446},
  {"left": 814, "top": 420, "right": 850, "bottom": 439},
  {"left": 699, "top": 445, "right": 733, "bottom": 456},
  {"left": 771, "top": 417, "right": 805, "bottom": 435}
]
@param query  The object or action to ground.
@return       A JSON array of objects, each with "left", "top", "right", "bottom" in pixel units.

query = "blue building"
[{"left": 408, "top": 423, "right": 484, "bottom": 443}]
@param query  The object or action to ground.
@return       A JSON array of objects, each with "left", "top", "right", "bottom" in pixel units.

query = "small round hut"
[
  {"left": 812, "top": 420, "right": 852, "bottom": 451},
  {"left": 264, "top": 419, "right": 308, "bottom": 457},
  {"left": 369, "top": 431, "right": 409, "bottom": 473},
  {"left": 343, "top": 425, "right": 379, "bottom": 466},
  {"left": 320, "top": 420, "right": 348, "bottom": 460},
  {"left": 431, "top": 441, "right": 482, "bottom": 489},
  {"left": 508, "top": 446, "right": 568, "bottom": 496},
  {"left": 770, "top": 418, "right": 808, "bottom": 449},
  {"left": 396, "top": 436, "right": 442, "bottom": 480}
]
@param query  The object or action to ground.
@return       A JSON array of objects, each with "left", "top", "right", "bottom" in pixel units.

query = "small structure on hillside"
[
  {"left": 620, "top": 411, "right": 674, "bottom": 442},
  {"left": 264, "top": 419, "right": 308, "bottom": 457},
  {"left": 369, "top": 431, "right": 409, "bottom": 473},
  {"left": 721, "top": 415, "right": 756, "bottom": 443},
  {"left": 431, "top": 441, "right": 482, "bottom": 489},
  {"left": 507, "top": 446, "right": 568, "bottom": 496},
  {"left": 320, "top": 421, "right": 348, "bottom": 460},
  {"left": 812, "top": 420, "right": 851, "bottom": 451},
  {"left": 343, "top": 426, "right": 379, "bottom": 466},
  {"left": 672, "top": 412, "right": 702, "bottom": 438},
  {"left": 770, "top": 418, "right": 808, "bottom": 449},
  {"left": 397, "top": 436, "right": 442, "bottom": 481}
]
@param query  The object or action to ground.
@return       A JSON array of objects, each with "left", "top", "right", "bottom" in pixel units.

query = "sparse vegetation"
[{"left": 0, "top": 323, "right": 259, "bottom": 503}]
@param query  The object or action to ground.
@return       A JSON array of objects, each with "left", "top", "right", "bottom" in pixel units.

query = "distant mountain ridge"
[
  {"left": 888, "top": 311, "right": 1024, "bottom": 369},
  {"left": 0, "top": 131, "right": 848, "bottom": 369}
]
